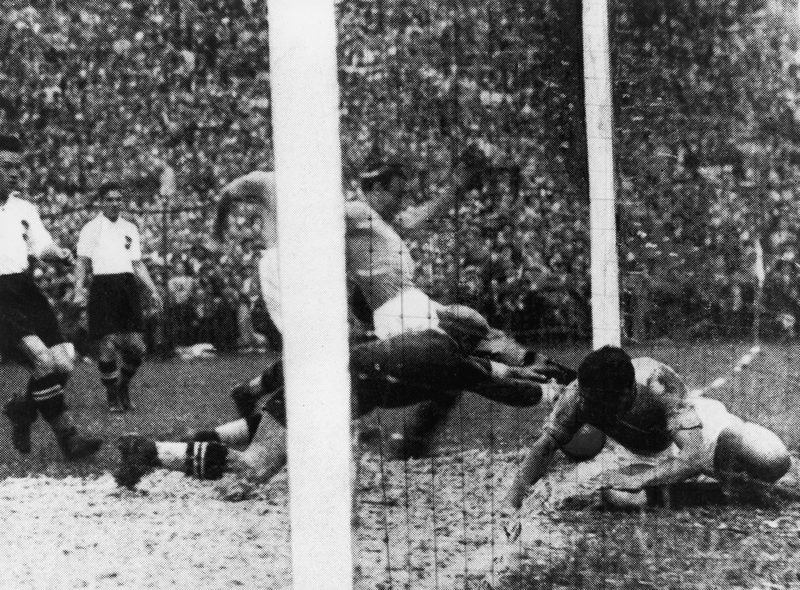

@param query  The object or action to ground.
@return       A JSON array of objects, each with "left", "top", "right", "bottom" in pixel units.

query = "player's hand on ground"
[
  {"left": 592, "top": 469, "right": 644, "bottom": 492},
  {"left": 498, "top": 504, "right": 523, "bottom": 543}
]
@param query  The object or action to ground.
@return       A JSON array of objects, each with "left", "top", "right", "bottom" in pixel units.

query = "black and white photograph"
[{"left": 2, "top": 0, "right": 800, "bottom": 588}]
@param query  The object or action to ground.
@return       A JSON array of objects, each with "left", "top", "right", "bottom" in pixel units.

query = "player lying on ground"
[
  {"left": 0, "top": 133, "right": 102, "bottom": 459},
  {"left": 190, "top": 167, "right": 572, "bottom": 454},
  {"left": 356, "top": 148, "right": 564, "bottom": 454},
  {"left": 115, "top": 325, "right": 551, "bottom": 487},
  {"left": 74, "top": 179, "right": 162, "bottom": 412},
  {"left": 114, "top": 169, "right": 564, "bottom": 486},
  {"left": 504, "top": 346, "right": 791, "bottom": 512}
]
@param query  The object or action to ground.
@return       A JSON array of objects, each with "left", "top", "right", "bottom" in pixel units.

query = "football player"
[{"left": 505, "top": 346, "right": 791, "bottom": 512}]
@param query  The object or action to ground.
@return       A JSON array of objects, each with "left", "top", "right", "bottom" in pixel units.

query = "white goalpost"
[
  {"left": 267, "top": 1, "right": 354, "bottom": 590},
  {"left": 583, "top": 0, "right": 622, "bottom": 349}
]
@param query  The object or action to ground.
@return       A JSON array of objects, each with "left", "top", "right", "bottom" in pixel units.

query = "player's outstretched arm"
[
  {"left": 213, "top": 171, "right": 275, "bottom": 240},
  {"left": 628, "top": 427, "right": 706, "bottom": 489},
  {"left": 505, "top": 433, "right": 560, "bottom": 510},
  {"left": 394, "top": 148, "right": 486, "bottom": 232}
]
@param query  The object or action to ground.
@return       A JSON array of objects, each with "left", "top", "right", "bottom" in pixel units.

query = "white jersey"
[
  {"left": 77, "top": 213, "right": 142, "bottom": 275},
  {"left": 258, "top": 247, "right": 282, "bottom": 333},
  {"left": 0, "top": 194, "right": 54, "bottom": 275}
]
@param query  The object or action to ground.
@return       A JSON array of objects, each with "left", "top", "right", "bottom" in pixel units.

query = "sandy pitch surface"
[{"left": 0, "top": 470, "right": 291, "bottom": 590}]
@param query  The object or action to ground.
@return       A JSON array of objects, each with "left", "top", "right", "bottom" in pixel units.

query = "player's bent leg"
[
  {"left": 96, "top": 335, "right": 123, "bottom": 412},
  {"left": 117, "top": 333, "right": 146, "bottom": 411},
  {"left": 184, "top": 363, "right": 284, "bottom": 446},
  {"left": 3, "top": 387, "right": 37, "bottom": 454},
  {"left": 714, "top": 422, "right": 791, "bottom": 483},
  {"left": 234, "top": 412, "right": 288, "bottom": 482},
  {"left": 50, "top": 342, "right": 76, "bottom": 375},
  {"left": 19, "top": 335, "right": 57, "bottom": 378},
  {"left": 5, "top": 336, "right": 56, "bottom": 454},
  {"left": 117, "top": 413, "right": 288, "bottom": 488},
  {"left": 231, "top": 361, "right": 283, "bottom": 418},
  {"left": 18, "top": 337, "right": 103, "bottom": 459},
  {"left": 116, "top": 435, "right": 229, "bottom": 487},
  {"left": 386, "top": 394, "right": 461, "bottom": 460}
]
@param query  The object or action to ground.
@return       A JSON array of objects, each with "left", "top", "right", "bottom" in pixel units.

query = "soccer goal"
[
  {"left": 268, "top": 0, "right": 800, "bottom": 588},
  {"left": 267, "top": 2, "right": 353, "bottom": 590}
]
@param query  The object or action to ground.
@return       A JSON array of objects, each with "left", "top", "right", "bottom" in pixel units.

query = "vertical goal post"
[
  {"left": 583, "top": 0, "right": 622, "bottom": 349},
  {"left": 267, "top": 1, "right": 354, "bottom": 590}
]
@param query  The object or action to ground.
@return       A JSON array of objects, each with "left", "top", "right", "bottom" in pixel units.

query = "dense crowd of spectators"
[{"left": 3, "top": 0, "right": 800, "bottom": 350}]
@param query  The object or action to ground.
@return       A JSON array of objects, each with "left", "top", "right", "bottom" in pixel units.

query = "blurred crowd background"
[{"left": 3, "top": 0, "right": 800, "bottom": 354}]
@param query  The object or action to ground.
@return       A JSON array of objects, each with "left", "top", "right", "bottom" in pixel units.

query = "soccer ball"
[{"left": 561, "top": 424, "right": 606, "bottom": 462}]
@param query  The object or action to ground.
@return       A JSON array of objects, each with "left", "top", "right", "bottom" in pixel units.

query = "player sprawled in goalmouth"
[
  {"left": 114, "top": 168, "right": 571, "bottom": 487},
  {"left": 0, "top": 133, "right": 102, "bottom": 459},
  {"left": 74, "top": 178, "right": 162, "bottom": 412},
  {"left": 504, "top": 346, "right": 791, "bottom": 515}
]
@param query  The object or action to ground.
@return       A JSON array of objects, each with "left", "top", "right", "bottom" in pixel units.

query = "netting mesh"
[{"left": 2, "top": 0, "right": 800, "bottom": 588}]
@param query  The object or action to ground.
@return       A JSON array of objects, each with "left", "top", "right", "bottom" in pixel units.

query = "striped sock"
[
  {"left": 29, "top": 374, "right": 66, "bottom": 421},
  {"left": 184, "top": 441, "right": 229, "bottom": 480},
  {"left": 98, "top": 359, "right": 119, "bottom": 391}
]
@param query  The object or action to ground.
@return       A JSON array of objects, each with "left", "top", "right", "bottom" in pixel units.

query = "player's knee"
[
  {"left": 739, "top": 423, "right": 791, "bottom": 482},
  {"left": 121, "top": 336, "right": 147, "bottom": 361},
  {"left": 717, "top": 422, "right": 791, "bottom": 482},
  {"left": 51, "top": 343, "right": 75, "bottom": 375},
  {"left": 30, "top": 349, "right": 57, "bottom": 377},
  {"left": 601, "top": 488, "right": 650, "bottom": 511}
]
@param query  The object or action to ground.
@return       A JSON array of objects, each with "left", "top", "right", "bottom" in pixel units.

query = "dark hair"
[
  {"left": 577, "top": 346, "right": 635, "bottom": 396},
  {"left": 97, "top": 181, "right": 122, "bottom": 199},
  {"left": 359, "top": 158, "right": 410, "bottom": 193},
  {"left": 0, "top": 134, "right": 22, "bottom": 153}
]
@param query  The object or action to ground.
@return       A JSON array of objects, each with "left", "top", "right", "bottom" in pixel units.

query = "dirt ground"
[
  {"left": 2, "top": 343, "right": 800, "bottom": 589},
  {"left": 0, "top": 470, "right": 291, "bottom": 589}
]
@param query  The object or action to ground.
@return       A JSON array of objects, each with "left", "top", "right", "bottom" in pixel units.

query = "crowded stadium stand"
[{"left": 2, "top": 0, "right": 800, "bottom": 354}]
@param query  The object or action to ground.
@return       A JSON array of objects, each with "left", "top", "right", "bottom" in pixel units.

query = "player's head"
[
  {"left": 577, "top": 346, "right": 636, "bottom": 422},
  {"left": 0, "top": 134, "right": 22, "bottom": 201},
  {"left": 360, "top": 157, "right": 413, "bottom": 219},
  {"left": 97, "top": 181, "right": 124, "bottom": 221},
  {"left": 214, "top": 171, "right": 277, "bottom": 242}
]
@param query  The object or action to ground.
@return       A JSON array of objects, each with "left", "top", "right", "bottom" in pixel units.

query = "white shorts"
[
  {"left": 372, "top": 288, "right": 444, "bottom": 340},
  {"left": 596, "top": 397, "right": 741, "bottom": 475},
  {"left": 258, "top": 248, "right": 282, "bottom": 333}
]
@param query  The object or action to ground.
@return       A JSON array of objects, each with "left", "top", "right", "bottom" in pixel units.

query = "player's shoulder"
[
  {"left": 80, "top": 213, "right": 102, "bottom": 229},
  {"left": 633, "top": 357, "right": 687, "bottom": 398},
  {"left": 7, "top": 194, "right": 37, "bottom": 213},
  {"left": 121, "top": 215, "right": 140, "bottom": 232},
  {"left": 344, "top": 200, "right": 382, "bottom": 226}
]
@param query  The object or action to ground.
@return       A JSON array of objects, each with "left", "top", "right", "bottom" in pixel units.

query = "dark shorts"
[
  {"left": 0, "top": 273, "right": 66, "bottom": 358},
  {"left": 88, "top": 273, "right": 143, "bottom": 340},
  {"left": 261, "top": 329, "right": 495, "bottom": 426}
]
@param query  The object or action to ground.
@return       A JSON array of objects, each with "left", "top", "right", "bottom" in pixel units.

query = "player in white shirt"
[
  {"left": 74, "top": 181, "right": 162, "bottom": 412},
  {"left": 356, "top": 149, "right": 575, "bottom": 457},
  {"left": 113, "top": 171, "right": 563, "bottom": 488},
  {"left": 505, "top": 346, "right": 791, "bottom": 513},
  {"left": 0, "top": 134, "right": 102, "bottom": 459}
]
